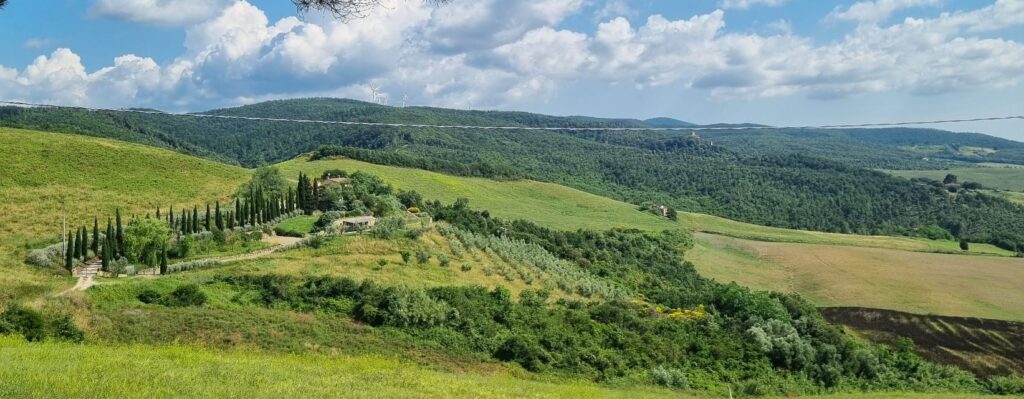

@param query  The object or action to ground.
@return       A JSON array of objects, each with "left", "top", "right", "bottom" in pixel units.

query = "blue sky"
[{"left": 0, "top": 0, "right": 1022, "bottom": 139}]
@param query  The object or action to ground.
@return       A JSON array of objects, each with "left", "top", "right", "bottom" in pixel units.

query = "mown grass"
[
  {"left": 277, "top": 156, "right": 1014, "bottom": 257},
  {"left": 0, "top": 128, "right": 250, "bottom": 303},
  {"left": 688, "top": 233, "right": 1024, "bottom": 321}
]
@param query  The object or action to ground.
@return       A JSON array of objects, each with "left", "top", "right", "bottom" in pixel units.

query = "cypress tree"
[
  {"left": 312, "top": 180, "right": 320, "bottom": 212},
  {"left": 115, "top": 208, "right": 125, "bottom": 257},
  {"left": 80, "top": 227, "right": 88, "bottom": 258},
  {"left": 168, "top": 206, "right": 174, "bottom": 227},
  {"left": 156, "top": 207, "right": 161, "bottom": 220},
  {"left": 92, "top": 218, "right": 100, "bottom": 255},
  {"left": 159, "top": 247, "right": 168, "bottom": 275},
  {"left": 234, "top": 199, "right": 241, "bottom": 226},
  {"left": 296, "top": 173, "right": 305, "bottom": 213},
  {"left": 192, "top": 206, "right": 199, "bottom": 233},
  {"left": 205, "top": 203, "right": 211, "bottom": 231},
  {"left": 215, "top": 201, "right": 223, "bottom": 230},
  {"left": 65, "top": 234, "right": 75, "bottom": 273}
]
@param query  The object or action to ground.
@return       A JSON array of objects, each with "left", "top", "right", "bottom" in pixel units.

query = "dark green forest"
[{"left": 3, "top": 98, "right": 1024, "bottom": 251}]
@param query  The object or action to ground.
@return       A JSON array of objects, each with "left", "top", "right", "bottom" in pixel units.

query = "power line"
[{"left": 1, "top": 100, "right": 1021, "bottom": 132}]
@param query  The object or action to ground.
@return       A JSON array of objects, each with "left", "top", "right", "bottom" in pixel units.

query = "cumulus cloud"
[
  {"left": 828, "top": 0, "right": 940, "bottom": 23},
  {"left": 90, "top": 0, "right": 234, "bottom": 26},
  {"left": 719, "top": 0, "right": 787, "bottom": 10},
  {"left": 2, "top": 0, "right": 1024, "bottom": 110}
]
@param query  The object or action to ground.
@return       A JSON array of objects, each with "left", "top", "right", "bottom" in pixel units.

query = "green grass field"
[
  {"left": 0, "top": 128, "right": 250, "bottom": 302},
  {"left": 274, "top": 215, "right": 318, "bottom": 236},
  {"left": 886, "top": 167, "right": 1024, "bottom": 192}
]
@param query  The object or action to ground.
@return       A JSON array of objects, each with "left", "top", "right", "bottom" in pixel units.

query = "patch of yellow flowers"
[{"left": 631, "top": 299, "right": 707, "bottom": 320}]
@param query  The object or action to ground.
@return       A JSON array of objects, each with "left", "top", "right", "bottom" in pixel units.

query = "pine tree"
[
  {"left": 65, "top": 233, "right": 75, "bottom": 273},
  {"left": 92, "top": 218, "right": 100, "bottom": 255},
  {"left": 115, "top": 208, "right": 125, "bottom": 257}
]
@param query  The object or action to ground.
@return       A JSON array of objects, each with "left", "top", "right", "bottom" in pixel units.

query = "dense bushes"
[
  {"left": 217, "top": 267, "right": 984, "bottom": 395},
  {"left": 0, "top": 305, "right": 83, "bottom": 343},
  {"left": 137, "top": 285, "right": 207, "bottom": 307}
]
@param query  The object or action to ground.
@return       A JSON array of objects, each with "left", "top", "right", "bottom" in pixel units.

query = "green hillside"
[
  {"left": 6, "top": 99, "right": 1024, "bottom": 252},
  {"left": 0, "top": 128, "right": 250, "bottom": 302},
  {"left": 276, "top": 156, "right": 1013, "bottom": 256}
]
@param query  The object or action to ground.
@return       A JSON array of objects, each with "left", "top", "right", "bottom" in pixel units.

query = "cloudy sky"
[{"left": 1, "top": 0, "right": 1022, "bottom": 139}]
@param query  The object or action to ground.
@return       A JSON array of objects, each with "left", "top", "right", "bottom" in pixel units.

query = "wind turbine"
[
  {"left": 401, "top": 94, "right": 409, "bottom": 108},
  {"left": 369, "top": 84, "right": 382, "bottom": 104}
]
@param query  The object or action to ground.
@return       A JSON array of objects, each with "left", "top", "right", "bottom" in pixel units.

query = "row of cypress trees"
[{"left": 64, "top": 210, "right": 125, "bottom": 273}]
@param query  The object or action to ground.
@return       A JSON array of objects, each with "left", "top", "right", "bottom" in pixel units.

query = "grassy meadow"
[
  {"left": 0, "top": 128, "right": 250, "bottom": 302},
  {"left": 886, "top": 166, "right": 1024, "bottom": 192},
  {"left": 688, "top": 233, "right": 1024, "bottom": 321}
]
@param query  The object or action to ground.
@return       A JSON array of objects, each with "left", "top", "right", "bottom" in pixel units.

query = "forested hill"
[
  {"left": 697, "top": 128, "right": 1024, "bottom": 169},
  {"left": 3, "top": 98, "right": 1024, "bottom": 251}
]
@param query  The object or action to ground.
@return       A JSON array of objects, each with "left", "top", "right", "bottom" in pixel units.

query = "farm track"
[{"left": 61, "top": 235, "right": 304, "bottom": 293}]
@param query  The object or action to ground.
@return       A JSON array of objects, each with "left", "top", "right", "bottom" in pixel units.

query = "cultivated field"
[
  {"left": 0, "top": 128, "right": 250, "bottom": 302},
  {"left": 821, "top": 307, "right": 1024, "bottom": 377},
  {"left": 689, "top": 233, "right": 1024, "bottom": 320}
]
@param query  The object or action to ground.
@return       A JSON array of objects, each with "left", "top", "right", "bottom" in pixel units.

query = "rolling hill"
[
  {"left": 4, "top": 98, "right": 1023, "bottom": 252},
  {"left": 0, "top": 127, "right": 250, "bottom": 302}
]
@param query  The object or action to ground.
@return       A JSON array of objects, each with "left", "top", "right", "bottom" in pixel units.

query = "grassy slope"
[
  {"left": 277, "top": 157, "right": 1013, "bottom": 256},
  {"left": 0, "top": 128, "right": 250, "bottom": 302},
  {"left": 0, "top": 336, "right": 696, "bottom": 399},
  {"left": 1, "top": 337, "right": 1004, "bottom": 399},
  {"left": 688, "top": 233, "right": 1024, "bottom": 321},
  {"left": 886, "top": 167, "right": 1024, "bottom": 192}
]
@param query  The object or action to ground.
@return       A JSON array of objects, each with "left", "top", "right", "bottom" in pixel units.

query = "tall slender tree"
[
  {"left": 65, "top": 233, "right": 75, "bottom": 272},
  {"left": 156, "top": 207, "right": 161, "bottom": 220},
  {"left": 205, "top": 203, "right": 211, "bottom": 231},
  {"left": 92, "top": 218, "right": 100, "bottom": 255},
  {"left": 80, "top": 226, "right": 88, "bottom": 258},
  {"left": 192, "top": 206, "right": 199, "bottom": 233},
  {"left": 115, "top": 208, "right": 125, "bottom": 257},
  {"left": 215, "top": 201, "right": 223, "bottom": 230}
]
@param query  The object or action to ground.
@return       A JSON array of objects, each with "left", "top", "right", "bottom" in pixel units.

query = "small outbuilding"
[{"left": 337, "top": 216, "right": 376, "bottom": 232}]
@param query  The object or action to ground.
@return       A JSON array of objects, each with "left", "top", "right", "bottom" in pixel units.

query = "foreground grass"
[
  {"left": 0, "top": 128, "right": 250, "bottom": 303},
  {"left": 689, "top": 233, "right": 1024, "bottom": 321},
  {"left": 0, "top": 336, "right": 1009, "bottom": 399},
  {"left": 0, "top": 336, "right": 699, "bottom": 399},
  {"left": 278, "top": 156, "right": 1014, "bottom": 256}
]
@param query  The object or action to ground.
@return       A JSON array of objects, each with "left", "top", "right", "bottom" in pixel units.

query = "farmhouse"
[
  {"left": 337, "top": 216, "right": 376, "bottom": 232},
  {"left": 320, "top": 177, "right": 351, "bottom": 187}
]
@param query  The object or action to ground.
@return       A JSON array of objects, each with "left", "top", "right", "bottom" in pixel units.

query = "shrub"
[
  {"left": 0, "top": 305, "right": 45, "bottom": 342},
  {"left": 438, "top": 254, "right": 450, "bottom": 267},
  {"left": 460, "top": 263, "right": 472, "bottom": 272},
  {"left": 494, "top": 336, "right": 550, "bottom": 372},
  {"left": 162, "top": 284, "right": 207, "bottom": 307},
  {"left": 987, "top": 375, "right": 1024, "bottom": 395},
  {"left": 650, "top": 366, "right": 689, "bottom": 389},
  {"left": 415, "top": 250, "right": 431, "bottom": 265},
  {"left": 48, "top": 315, "right": 84, "bottom": 343},
  {"left": 370, "top": 215, "right": 405, "bottom": 239},
  {"left": 400, "top": 251, "right": 411, "bottom": 265},
  {"left": 137, "top": 289, "right": 162, "bottom": 304},
  {"left": 404, "top": 228, "right": 426, "bottom": 240}
]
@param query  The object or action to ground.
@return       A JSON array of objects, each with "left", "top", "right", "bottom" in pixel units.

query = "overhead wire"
[{"left": 1, "top": 100, "right": 1021, "bottom": 132}]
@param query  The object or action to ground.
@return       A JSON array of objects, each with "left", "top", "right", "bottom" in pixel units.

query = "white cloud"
[
  {"left": 828, "top": 0, "right": 940, "bottom": 23},
  {"left": 90, "top": 0, "right": 234, "bottom": 26},
  {"left": 3, "top": 0, "right": 1024, "bottom": 111},
  {"left": 719, "top": 0, "right": 787, "bottom": 10},
  {"left": 23, "top": 38, "right": 53, "bottom": 50}
]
